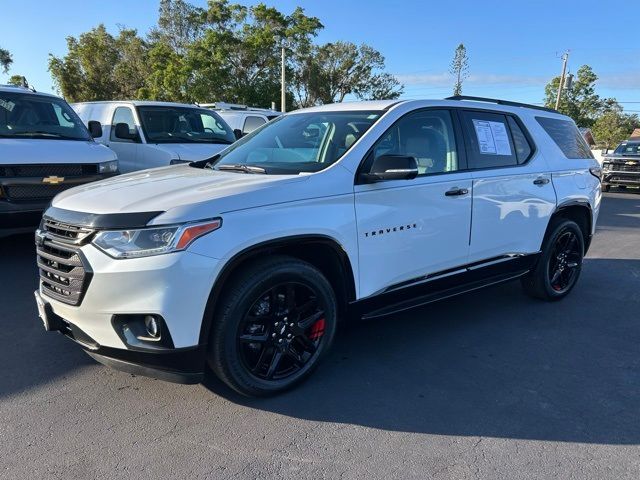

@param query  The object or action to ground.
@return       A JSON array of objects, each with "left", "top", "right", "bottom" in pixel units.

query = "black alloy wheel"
[
  {"left": 238, "top": 282, "right": 326, "bottom": 381},
  {"left": 522, "top": 218, "right": 584, "bottom": 301},
  {"left": 209, "top": 256, "right": 337, "bottom": 396},
  {"left": 547, "top": 229, "right": 582, "bottom": 294}
]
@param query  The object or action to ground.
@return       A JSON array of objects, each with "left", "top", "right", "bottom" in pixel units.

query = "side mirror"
[
  {"left": 114, "top": 122, "right": 138, "bottom": 141},
  {"left": 233, "top": 129, "right": 244, "bottom": 140},
  {"left": 360, "top": 154, "right": 419, "bottom": 183},
  {"left": 88, "top": 120, "right": 102, "bottom": 138}
]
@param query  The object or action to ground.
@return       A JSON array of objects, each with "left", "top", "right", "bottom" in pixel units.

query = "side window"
[
  {"left": 370, "top": 109, "right": 459, "bottom": 175},
  {"left": 536, "top": 116, "right": 594, "bottom": 159},
  {"left": 507, "top": 116, "right": 533, "bottom": 164},
  {"left": 460, "top": 111, "right": 517, "bottom": 168},
  {"left": 243, "top": 115, "right": 266, "bottom": 134},
  {"left": 110, "top": 107, "right": 137, "bottom": 142}
]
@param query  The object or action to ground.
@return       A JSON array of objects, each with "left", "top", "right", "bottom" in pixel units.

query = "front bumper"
[
  {"left": 602, "top": 168, "right": 640, "bottom": 187},
  {"left": 35, "top": 291, "right": 206, "bottom": 383},
  {"left": 37, "top": 241, "right": 223, "bottom": 383}
]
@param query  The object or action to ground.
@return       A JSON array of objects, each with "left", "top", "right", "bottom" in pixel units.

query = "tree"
[
  {"left": 292, "top": 42, "right": 402, "bottom": 107},
  {"left": 592, "top": 104, "right": 640, "bottom": 150},
  {"left": 49, "top": 25, "right": 150, "bottom": 102},
  {"left": 0, "top": 47, "right": 12, "bottom": 74},
  {"left": 544, "top": 65, "right": 602, "bottom": 127},
  {"left": 7, "top": 75, "right": 28, "bottom": 87},
  {"left": 449, "top": 43, "right": 469, "bottom": 96}
]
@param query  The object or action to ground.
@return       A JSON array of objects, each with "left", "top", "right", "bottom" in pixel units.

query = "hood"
[
  {"left": 52, "top": 164, "right": 310, "bottom": 216},
  {"left": 0, "top": 139, "right": 116, "bottom": 164},
  {"left": 147, "top": 143, "right": 228, "bottom": 161}
]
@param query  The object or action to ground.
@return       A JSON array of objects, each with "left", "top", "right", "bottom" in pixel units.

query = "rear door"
[
  {"left": 459, "top": 109, "right": 556, "bottom": 262},
  {"left": 354, "top": 109, "right": 473, "bottom": 298}
]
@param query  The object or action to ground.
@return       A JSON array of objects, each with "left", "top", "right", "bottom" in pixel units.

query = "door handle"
[
  {"left": 533, "top": 177, "right": 550, "bottom": 186},
  {"left": 445, "top": 187, "right": 469, "bottom": 197}
]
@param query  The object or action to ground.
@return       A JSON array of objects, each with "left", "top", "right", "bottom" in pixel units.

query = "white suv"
[{"left": 34, "top": 97, "right": 602, "bottom": 396}]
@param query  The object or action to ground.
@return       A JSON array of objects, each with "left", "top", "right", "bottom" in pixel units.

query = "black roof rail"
[{"left": 445, "top": 95, "right": 559, "bottom": 114}]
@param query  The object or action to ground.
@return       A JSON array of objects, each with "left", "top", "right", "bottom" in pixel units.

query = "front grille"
[
  {"left": 606, "top": 162, "right": 640, "bottom": 173},
  {"left": 0, "top": 164, "right": 98, "bottom": 177},
  {"left": 37, "top": 219, "right": 95, "bottom": 306},
  {"left": 4, "top": 184, "right": 74, "bottom": 200}
]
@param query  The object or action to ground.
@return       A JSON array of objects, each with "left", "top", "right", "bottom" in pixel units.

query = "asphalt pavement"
[{"left": 1, "top": 192, "right": 639, "bottom": 479}]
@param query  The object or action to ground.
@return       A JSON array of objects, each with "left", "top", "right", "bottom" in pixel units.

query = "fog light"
[{"left": 144, "top": 315, "right": 160, "bottom": 338}]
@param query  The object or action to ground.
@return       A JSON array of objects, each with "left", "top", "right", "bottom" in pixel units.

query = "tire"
[
  {"left": 521, "top": 218, "right": 585, "bottom": 301},
  {"left": 208, "top": 255, "right": 337, "bottom": 396}
]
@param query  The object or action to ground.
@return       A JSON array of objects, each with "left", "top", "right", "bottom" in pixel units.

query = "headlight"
[
  {"left": 92, "top": 219, "right": 222, "bottom": 258},
  {"left": 99, "top": 160, "right": 119, "bottom": 174}
]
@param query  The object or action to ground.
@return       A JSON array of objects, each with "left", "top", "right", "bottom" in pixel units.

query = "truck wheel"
[
  {"left": 208, "top": 256, "right": 337, "bottom": 396},
  {"left": 521, "top": 219, "right": 584, "bottom": 301}
]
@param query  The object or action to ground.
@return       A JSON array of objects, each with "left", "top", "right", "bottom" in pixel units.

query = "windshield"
[
  {"left": 0, "top": 91, "right": 91, "bottom": 140},
  {"left": 208, "top": 111, "right": 382, "bottom": 174},
  {"left": 137, "top": 105, "right": 236, "bottom": 145},
  {"left": 613, "top": 142, "right": 640, "bottom": 156}
]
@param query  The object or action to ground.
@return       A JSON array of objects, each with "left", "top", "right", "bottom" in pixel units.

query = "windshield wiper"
[
  {"left": 10, "top": 131, "right": 83, "bottom": 140},
  {"left": 216, "top": 164, "right": 267, "bottom": 174}
]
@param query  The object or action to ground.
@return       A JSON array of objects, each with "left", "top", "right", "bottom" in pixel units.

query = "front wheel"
[
  {"left": 208, "top": 256, "right": 337, "bottom": 396},
  {"left": 521, "top": 219, "right": 584, "bottom": 301}
]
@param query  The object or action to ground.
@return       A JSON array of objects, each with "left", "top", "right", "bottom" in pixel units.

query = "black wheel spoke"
[
  {"left": 296, "top": 335, "right": 317, "bottom": 354},
  {"left": 266, "top": 350, "right": 283, "bottom": 379},
  {"left": 285, "top": 346, "right": 305, "bottom": 367},
  {"left": 239, "top": 333, "right": 269, "bottom": 343},
  {"left": 298, "top": 310, "right": 323, "bottom": 330},
  {"left": 285, "top": 284, "right": 296, "bottom": 311},
  {"left": 550, "top": 268, "right": 562, "bottom": 286}
]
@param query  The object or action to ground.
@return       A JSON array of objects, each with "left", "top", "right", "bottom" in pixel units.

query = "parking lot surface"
[{"left": 1, "top": 192, "right": 639, "bottom": 479}]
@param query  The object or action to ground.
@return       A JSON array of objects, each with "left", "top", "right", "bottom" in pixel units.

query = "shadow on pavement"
[
  {"left": 0, "top": 233, "right": 95, "bottom": 398},
  {"left": 2, "top": 194, "right": 639, "bottom": 445},
  {"left": 204, "top": 257, "right": 640, "bottom": 445}
]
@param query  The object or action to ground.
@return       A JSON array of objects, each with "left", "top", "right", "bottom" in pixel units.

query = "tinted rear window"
[{"left": 536, "top": 116, "right": 594, "bottom": 159}]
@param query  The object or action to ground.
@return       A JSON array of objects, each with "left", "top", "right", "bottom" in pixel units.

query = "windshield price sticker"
[
  {"left": 0, "top": 99, "right": 15, "bottom": 112},
  {"left": 472, "top": 119, "right": 512, "bottom": 156}
]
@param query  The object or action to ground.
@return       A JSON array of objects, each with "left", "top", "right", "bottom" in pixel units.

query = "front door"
[
  {"left": 354, "top": 109, "right": 473, "bottom": 298},
  {"left": 107, "top": 106, "right": 140, "bottom": 173}
]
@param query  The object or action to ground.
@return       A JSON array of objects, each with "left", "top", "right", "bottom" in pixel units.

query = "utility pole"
[
  {"left": 280, "top": 44, "right": 286, "bottom": 113},
  {"left": 555, "top": 51, "right": 569, "bottom": 110}
]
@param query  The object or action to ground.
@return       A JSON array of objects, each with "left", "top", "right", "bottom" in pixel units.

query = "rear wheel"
[
  {"left": 208, "top": 256, "right": 337, "bottom": 396},
  {"left": 521, "top": 219, "right": 584, "bottom": 301}
]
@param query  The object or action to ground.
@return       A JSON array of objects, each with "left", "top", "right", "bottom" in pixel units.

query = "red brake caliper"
[{"left": 308, "top": 318, "right": 325, "bottom": 341}]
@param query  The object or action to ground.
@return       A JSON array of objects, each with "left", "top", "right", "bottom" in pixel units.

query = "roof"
[
  {"left": 293, "top": 98, "right": 570, "bottom": 119},
  {"left": 200, "top": 102, "right": 282, "bottom": 115},
  {"left": 0, "top": 85, "right": 59, "bottom": 98},
  {"left": 71, "top": 100, "right": 204, "bottom": 109}
]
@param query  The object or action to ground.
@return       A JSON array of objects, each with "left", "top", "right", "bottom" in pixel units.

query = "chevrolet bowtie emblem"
[{"left": 42, "top": 176, "right": 64, "bottom": 184}]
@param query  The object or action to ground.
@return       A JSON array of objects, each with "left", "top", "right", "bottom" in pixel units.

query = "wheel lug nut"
[
  {"left": 283, "top": 317, "right": 288, "bottom": 321},
  {"left": 272, "top": 333, "right": 276, "bottom": 338},
  {"left": 287, "top": 334, "right": 292, "bottom": 338},
  {"left": 274, "top": 322, "right": 279, "bottom": 327},
  {"left": 289, "top": 323, "right": 294, "bottom": 327},
  {"left": 278, "top": 339, "right": 283, "bottom": 343}
]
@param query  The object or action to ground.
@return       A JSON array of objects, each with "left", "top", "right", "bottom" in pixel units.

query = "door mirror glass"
[
  {"left": 360, "top": 154, "right": 418, "bottom": 183},
  {"left": 114, "top": 122, "right": 138, "bottom": 141},
  {"left": 88, "top": 120, "right": 102, "bottom": 138}
]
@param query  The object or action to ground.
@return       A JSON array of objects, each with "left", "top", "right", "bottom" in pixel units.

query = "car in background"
[
  {"left": 601, "top": 139, "right": 640, "bottom": 192},
  {"left": 0, "top": 85, "right": 118, "bottom": 237},
  {"left": 72, "top": 101, "right": 236, "bottom": 173},
  {"left": 200, "top": 102, "right": 281, "bottom": 138}
]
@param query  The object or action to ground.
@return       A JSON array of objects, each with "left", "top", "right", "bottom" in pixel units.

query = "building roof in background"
[{"left": 631, "top": 128, "right": 640, "bottom": 139}]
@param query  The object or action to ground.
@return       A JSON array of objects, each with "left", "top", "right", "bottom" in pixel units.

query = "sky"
[{"left": 2, "top": 0, "right": 639, "bottom": 112}]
